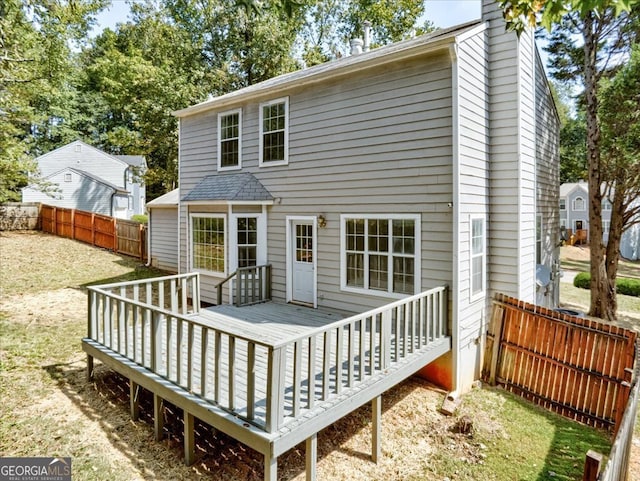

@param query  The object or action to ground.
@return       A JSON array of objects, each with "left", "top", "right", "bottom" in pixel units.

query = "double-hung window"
[
  {"left": 342, "top": 214, "right": 419, "bottom": 296},
  {"left": 259, "top": 97, "right": 288, "bottom": 166},
  {"left": 190, "top": 214, "right": 226, "bottom": 275},
  {"left": 236, "top": 216, "right": 258, "bottom": 268},
  {"left": 559, "top": 199, "right": 566, "bottom": 210},
  {"left": 470, "top": 216, "right": 485, "bottom": 299},
  {"left": 573, "top": 196, "right": 585, "bottom": 211},
  {"left": 218, "top": 110, "right": 241, "bottom": 170}
]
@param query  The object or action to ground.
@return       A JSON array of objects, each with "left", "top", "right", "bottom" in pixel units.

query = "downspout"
[
  {"left": 449, "top": 42, "right": 461, "bottom": 393},
  {"left": 145, "top": 208, "right": 152, "bottom": 267}
]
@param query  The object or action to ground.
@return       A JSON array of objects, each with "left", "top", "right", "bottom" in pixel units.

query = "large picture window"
[
  {"left": 191, "top": 214, "right": 226, "bottom": 274},
  {"left": 342, "top": 215, "right": 419, "bottom": 296},
  {"left": 470, "top": 216, "right": 485, "bottom": 299},
  {"left": 218, "top": 110, "right": 241, "bottom": 170},
  {"left": 259, "top": 98, "right": 288, "bottom": 166}
]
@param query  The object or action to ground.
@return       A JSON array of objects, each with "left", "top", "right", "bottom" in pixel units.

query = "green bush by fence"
[{"left": 573, "top": 272, "right": 640, "bottom": 297}]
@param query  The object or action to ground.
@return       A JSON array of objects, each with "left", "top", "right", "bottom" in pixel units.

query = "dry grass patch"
[{"left": 1, "top": 231, "right": 613, "bottom": 480}]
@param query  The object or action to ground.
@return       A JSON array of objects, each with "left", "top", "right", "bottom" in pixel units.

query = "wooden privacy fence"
[
  {"left": 41, "top": 205, "right": 147, "bottom": 261},
  {"left": 483, "top": 293, "right": 637, "bottom": 433}
]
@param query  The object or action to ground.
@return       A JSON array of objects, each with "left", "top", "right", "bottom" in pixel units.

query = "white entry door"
[{"left": 290, "top": 219, "right": 316, "bottom": 305}]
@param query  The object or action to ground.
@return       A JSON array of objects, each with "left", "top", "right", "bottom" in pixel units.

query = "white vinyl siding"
[
  {"left": 218, "top": 109, "right": 242, "bottom": 170},
  {"left": 149, "top": 207, "right": 178, "bottom": 272},
  {"left": 341, "top": 214, "right": 420, "bottom": 298},
  {"left": 190, "top": 214, "right": 226, "bottom": 275},
  {"left": 259, "top": 98, "right": 288, "bottom": 166},
  {"left": 178, "top": 51, "right": 453, "bottom": 312}
]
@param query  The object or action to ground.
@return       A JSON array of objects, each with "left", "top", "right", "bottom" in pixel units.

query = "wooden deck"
[{"left": 83, "top": 273, "right": 451, "bottom": 481}]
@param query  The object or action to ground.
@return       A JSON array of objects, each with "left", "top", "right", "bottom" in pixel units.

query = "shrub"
[
  {"left": 572, "top": 271, "right": 640, "bottom": 297},
  {"left": 130, "top": 214, "right": 148, "bottom": 224},
  {"left": 573, "top": 272, "right": 590, "bottom": 289},
  {"left": 617, "top": 277, "right": 640, "bottom": 297}
]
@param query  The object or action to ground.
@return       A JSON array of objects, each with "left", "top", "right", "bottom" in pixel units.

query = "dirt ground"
[{"left": 1, "top": 232, "right": 636, "bottom": 480}]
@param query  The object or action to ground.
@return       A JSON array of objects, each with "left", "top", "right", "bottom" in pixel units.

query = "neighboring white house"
[
  {"left": 560, "top": 181, "right": 640, "bottom": 260},
  {"left": 169, "top": 0, "right": 560, "bottom": 394},
  {"left": 146, "top": 188, "right": 179, "bottom": 272},
  {"left": 22, "top": 140, "right": 146, "bottom": 219}
]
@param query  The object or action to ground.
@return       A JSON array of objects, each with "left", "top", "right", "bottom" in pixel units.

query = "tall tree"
[
  {"left": 598, "top": 44, "right": 640, "bottom": 286},
  {"left": 298, "top": 0, "right": 432, "bottom": 65},
  {"left": 499, "top": 0, "right": 639, "bottom": 321},
  {"left": 0, "top": 0, "right": 105, "bottom": 202}
]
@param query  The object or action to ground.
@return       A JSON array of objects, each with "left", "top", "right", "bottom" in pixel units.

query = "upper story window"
[
  {"left": 64, "top": 173, "right": 72, "bottom": 182},
  {"left": 190, "top": 214, "right": 226, "bottom": 275},
  {"left": 573, "top": 196, "right": 585, "bottom": 211},
  {"left": 559, "top": 199, "right": 566, "bottom": 210},
  {"left": 602, "top": 199, "right": 612, "bottom": 211},
  {"left": 259, "top": 97, "right": 288, "bottom": 166},
  {"left": 218, "top": 109, "right": 242, "bottom": 170},
  {"left": 341, "top": 214, "right": 420, "bottom": 297}
]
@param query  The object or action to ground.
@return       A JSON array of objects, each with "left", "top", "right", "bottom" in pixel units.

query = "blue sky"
[{"left": 93, "top": 0, "right": 482, "bottom": 36}]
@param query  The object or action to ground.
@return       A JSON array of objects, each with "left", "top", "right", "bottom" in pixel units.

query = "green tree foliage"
[
  {"left": 299, "top": 0, "right": 432, "bottom": 64},
  {"left": 0, "top": 0, "right": 105, "bottom": 202},
  {"left": 498, "top": 0, "right": 639, "bottom": 320}
]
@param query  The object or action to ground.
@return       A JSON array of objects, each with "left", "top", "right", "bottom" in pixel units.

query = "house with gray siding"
[
  {"left": 22, "top": 140, "right": 146, "bottom": 219},
  {"left": 560, "top": 181, "right": 640, "bottom": 260},
  {"left": 172, "top": 0, "right": 560, "bottom": 394},
  {"left": 147, "top": 188, "right": 179, "bottom": 272}
]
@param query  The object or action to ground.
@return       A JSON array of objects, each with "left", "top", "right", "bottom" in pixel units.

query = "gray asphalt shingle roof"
[{"left": 182, "top": 173, "right": 273, "bottom": 202}]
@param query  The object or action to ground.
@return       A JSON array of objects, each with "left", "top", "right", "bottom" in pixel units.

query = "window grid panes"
[
  {"left": 296, "top": 224, "right": 313, "bottom": 263},
  {"left": 237, "top": 217, "right": 257, "bottom": 268},
  {"left": 559, "top": 199, "right": 566, "bottom": 210},
  {"left": 345, "top": 217, "right": 415, "bottom": 295},
  {"left": 192, "top": 216, "right": 225, "bottom": 273},
  {"left": 471, "top": 218, "right": 485, "bottom": 296},
  {"left": 573, "top": 197, "right": 585, "bottom": 211},
  {"left": 262, "top": 101, "right": 286, "bottom": 163},
  {"left": 220, "top": 112, "right": 240, "bottom": 168}
]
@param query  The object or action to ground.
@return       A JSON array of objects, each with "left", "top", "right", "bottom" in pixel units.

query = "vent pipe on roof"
[
  {"left": 350, "top": 38, "right": 363, "bottom": 55},
  {"left": 363, "top": 20, "right": 371, "bottom": 52}
]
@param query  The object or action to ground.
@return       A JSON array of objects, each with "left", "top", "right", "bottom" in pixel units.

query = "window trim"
[
  {"left": 217, "top": 109, "right": 242, "bottom": 171},
  {"left": 64, "top": 173, "right": 72, "bottom": 182},
  {"left": 470, "top": 215, "right": 486, "bottom": 302},
  {"left": 559, "top": 199, "right": 566, "bottom": 211},
  {"left": 189, "top": 213, "right": 227, "bottom": 276},
  {"left": 229, "top": 212, "right": 267, "bottom": 271},
  {"left": 602, "top": 199, "right": 612, "bottom": 211},
  {"left": 259, "top": 97, "right": 289, "bottom": 167},
  {"left": 339, "top": 213, "right": 421, "bottom": 299},
  {"left": 573, "top": 196, "right": 585, "bottom": 211}
]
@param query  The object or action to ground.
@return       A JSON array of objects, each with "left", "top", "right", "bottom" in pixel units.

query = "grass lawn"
[{"left": 1, "top": 232, "right": 613, "bottom": 480}]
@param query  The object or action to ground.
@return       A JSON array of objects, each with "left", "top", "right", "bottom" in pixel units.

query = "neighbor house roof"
[
  {"left": 49, "top": 167, "right": 128, "bottom": 194},
  {"left": 560, "top": 181, "right": 588, "bottom": 198},
  {"left": 182, "top": 173, "right": 273, "bottom": 203},
  {"left": 115, "top": 155, "right": 146, "bottom": 168},
  {"left": 173, "top": 20, "right": 484, "bottom": 118},
  {"left": 147, "top": 188, "right": 179, "bottom": 208}
]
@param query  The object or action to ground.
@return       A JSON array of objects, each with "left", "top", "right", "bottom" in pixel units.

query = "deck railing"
[
  {"left": 215, "top": 264, "right": 272, "bottom": 306},
  {"left": 86, "top": 276, "right": 448, "bottom": 434}
]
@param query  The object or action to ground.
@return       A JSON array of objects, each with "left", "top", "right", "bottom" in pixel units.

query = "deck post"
[
  {"left": 372, "top": 395, "right": 381, "bottom": 463},
  {"left": 264, "top": 454, "right": 277, "bottom": 481},
  {"left": 153, "top": 394, "right": 164, "bottom": 441},
  {"left": 129, "top": 380, "right": 140, "bottom": 421},
  {"left": 184, "top": 411, "right": 195, "bottom": 465},
  {"left": 306, "top": 433, "right": 317, "bottom": 481},
  {"left": 86, "top": 355, "right": 94, "bottom": 382}
]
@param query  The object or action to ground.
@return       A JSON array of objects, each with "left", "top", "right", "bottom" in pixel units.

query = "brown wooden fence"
[
  {"left": 40, "top": 205, "right": 147, "bottom": 261},
  {"left": 483, "top": 293, "right": 637, "bottom": 434}
]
